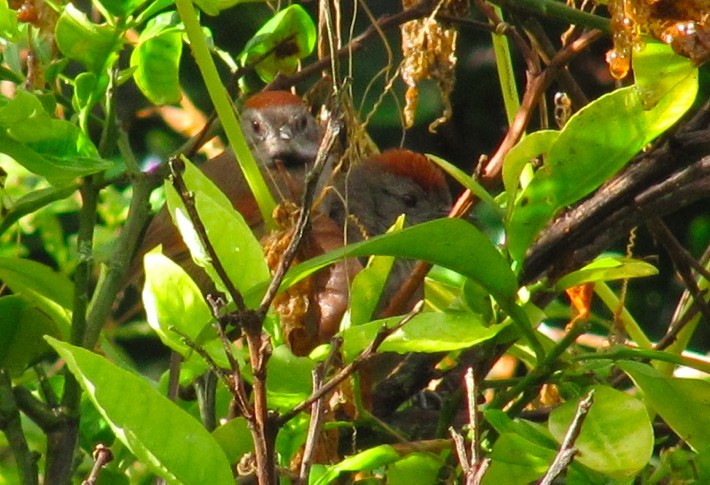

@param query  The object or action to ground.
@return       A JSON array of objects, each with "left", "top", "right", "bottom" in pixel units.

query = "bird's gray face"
[
  {"left": 333, "top": 165, "right": 451, "bottom": 242},
  {"left": 240, "top": 103, "right": 322, "bottom": 169}
]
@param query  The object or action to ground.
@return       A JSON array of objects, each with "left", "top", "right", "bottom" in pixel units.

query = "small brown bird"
[
  {"left": 324, "top": 148, "right": 452, "bottom": 312},
  {"left": 129, "top": 90, "right": 324, "bottom": 288}
]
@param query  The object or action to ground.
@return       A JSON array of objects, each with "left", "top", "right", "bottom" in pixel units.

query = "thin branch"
[
  {"left": 647, "top": 217, "right": 710, "bottom": 325},
  {"left": 539, "top": 389, "right": 595, "bottom": 485},
  {"left": 168, "top": 157, "right": 248, "bottom": 312},
  {"left": 257, "top": 114, "right": 342, "bottom": 319},
  {"left": 279, "top": 300, "right": 424, "bottom": 425},
  {"left": 81, "top": 443, "right": 113, "bottom": 485},
  {"left": 298, "top": 337, "right": 342, "bottom": 484},
  {"left": 0, "top": 370, "right": 39, "bottom": 485}
]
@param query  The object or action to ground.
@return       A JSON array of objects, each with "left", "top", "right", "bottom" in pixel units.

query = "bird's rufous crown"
[
  {"left": 243, "top": 90, "right": 305, "bottom": 110},
  {"left": 369, "top": 149, "right": 446, "bottom": 192}
]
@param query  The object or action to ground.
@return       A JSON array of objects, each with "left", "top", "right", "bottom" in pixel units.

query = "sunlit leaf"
[
  {"left": 266, "top": 345, "right": 314, "bottom": 410},
  {"left": 342, "top": 309, "right": 505, "bottom": 360},
  {"left": 55, "top": 4, "right": 121, "bottom": 73},
  {"left": 164, "top": 157, "right": 270, "bottom": 307},
  {"left": 284, "top": 218, "right": 517, "bottom": 304},
  {"left": 130, "top": 12, "right": 183, "bottom": 105},
  {"left": 620, "top": 361, "right": 710, "bottom": 453},
  {"left": 507, "top": 69, "right": 698, "bottom": 262},
  {"left": 47, "top": 338, "right": 234, "bottom": 484},
  {"left": 502, "top": 130, "right": 559, "bottom": 206},
  {"left": 554, "top": 256, "right": 658, "bottom": 290},
  {"left": 314, "top": 445, "right": 401, "bottom": 485},
  {"left": 386, "top": 453, "right": 443, "bottom": 485},
  {"left": 142, "top": 252, "right": 215, "bottom": 355},
  {"left": 95, "top": 0, "right": 148, "bottom": 18},
  {"left": 239, "top": 4, "right": 316, "bottom": 82},
  {"left": 549, "top": 386, "right": 653, "bottom": 478}
]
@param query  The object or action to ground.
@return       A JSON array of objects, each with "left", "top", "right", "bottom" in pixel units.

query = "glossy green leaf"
[
  {"left": 165, "top": 157, "right": 270, "bottom": 307},
  {"left": 482, "top": 432, "right": 555, "bottom": 485},
  {"left": 386, "top": 452, "right": 443, "bottom": 485},
  {"left": 47, "top": 338, "right": 233, "bottom": 484},
  {"left": 633, "top": 40, "right": 696, "bottom": 109},
  {"left": 342, "top": 310, "right": 506, "bottom": 360},
  {"left": 193, "top": 0, "right": 265, "bottom": 16},
  {"left": 549, "top": 385, "right": 653, "bottom": 478},
  {"left": 314, "top": 445, "right": 401, "bottom": 485},
  {"left": 554, "top": 256, "right": 658, "bottom": 290},
  {"left": 130, "top": 12, "right": 183, "bottom": 105},
  {"left": 0, "top": 296, "right": 59, "bottom": 375},
  {"left": 427, "top": 154, "right": 500, "bottom": 214},
  {"left": 347, "top": 217, "right": 402, "bottom": 326},
  {"left": 212, "top": 417, "right": 253, "bottom": 464},
  {"left": 507, "top": 69, "right": 698, "bottom": 262},
  {"left": 620, "top": 361, "right": 710, "bottom": 453},
  {"left": 284, "top": 219, "right": 517, "bottom": 304},
  {"left": 266, "top": 345, "right": 314, "bottom": 410},
  {"left": 502, "top": 130, "right": 559, "bottom": 204},
  {"left": 142, "top": 252, "right": 215, "bottom": 355},
  {"left": 348, "top": 253, "right": 394, "bottom": 326},
  {"left": 0, "top": 257, "right": 72, "bottom": 336},
  {"left": 55, "top": 4, "right": 121, "bottom": 73},
  {"left": 239, "top": 4, "right": 316, "bottom": 82},
  {"left": 0, "top": 0, "right": 18, "bottom": 39},
  {"left": 95, "top": 0, "right": 148, "bottom": 18}
]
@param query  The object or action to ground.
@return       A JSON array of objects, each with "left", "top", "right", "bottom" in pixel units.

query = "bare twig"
[
  {"left": 168, "top": 157, "right": 249, "bottom": 312},
  {"left": 82, "top": 444, "right": 113, "bottom": 485},
  {"left": 279, "top": 300, "right": 424, "bottom": 424},
  {"left": 298, "top": 338, "right": 343, "bottom": 483},
  {"left": 257, "top": 113, "right": 342, "bottom": 319},
  {"left": 647, "top": 217, "right": 710, "bottom": 326},
  {"left": 539, "top": 389, "right": 595, "bottom": 485}
]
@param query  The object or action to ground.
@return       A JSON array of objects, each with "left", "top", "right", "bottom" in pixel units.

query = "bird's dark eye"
[
  {"left": 294, "top": 114, "right": 307, "bottom": 132},
  {"left": 251, "top": 119, "right": 263, "bottom": 135},
  {"left": 402, "top": 193, "right": 417, "bottom": 208}
]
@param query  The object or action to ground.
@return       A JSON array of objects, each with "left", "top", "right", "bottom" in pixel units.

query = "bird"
[
  {"left": 323, "top": 148, "right": 452, "bottom": 313},
  {"left": 128, "top": 90, "right": 324, "bottom": 289}
]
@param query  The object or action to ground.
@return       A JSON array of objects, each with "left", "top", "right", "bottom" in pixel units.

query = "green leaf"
[
  {"left": 46, "top": 337, "right": 234, "bottom": 484},
  {"left": 427, "top": 154, "right": 500, "bottom": 214},
  {"left": 284, "top": 219, "right": 517, "bottom": 304},
  {"left": 347, "top": 216, "right": 403, "bottom": 326},
  {"left": 386, "top": 453, "right": 443, "bottom": 485},
  {"left": 0, "top": 131, "right": 108, "bottom": 186},
  {"left": 0, "top": 257, "right": 72, "bottom": 337},
  {"left": 55, "top": 4, "right": 121, "bottom": 73},
  {"left": 342, "top": 310, "right": 506, "bottom": 360},
  {"left": 0, "top": 0, "right": 19, "bottom": 39},
  {"left": 266, "top": 345, "right": 314, "bottom": 410},
  {"left": 193, "top": 0, "right": 265, "bottom": 16},
  {"left": 95, "top": 0, "right": 148, "bottom": 18},
  {"left": 507, "top": 69, "right": 698, "bottom": 262},
  {"left": 314, "top": 445, "right": 401, "bottom": 485},
  {"left": 620, "top": 361, "right": 710, "bottom": 453},
  {"left": 483, "top": 432, "right": 555, "bottom": 485},
  {"left": 633, "top": 40, "right": 697, "bottom": 109},
  {"left": 164, "top": 157, "right": 270, "bottom": 306},
  {"left": 130, "top": 12, "right": 183, "bottom": 105},
  {"left": 554, "top": 256, "right": 658, "bottom": 290},
  {"left": 239, "top": 4, "right": 316, "bottom": 82},
  {"left": 0, "top": 296, "right": 59, "bottom": 375},
  {"left": 212, "top": 417, "right": 253, "bottom": 464},
  {"left": 142, "top": 252, "right": 215, "bottom": 356},
  {"left": 549, "top": 386, "right": 653, "bottom": 478},
  {"left": 502, "top": 130, "right": 559, "bottom": 205}
]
